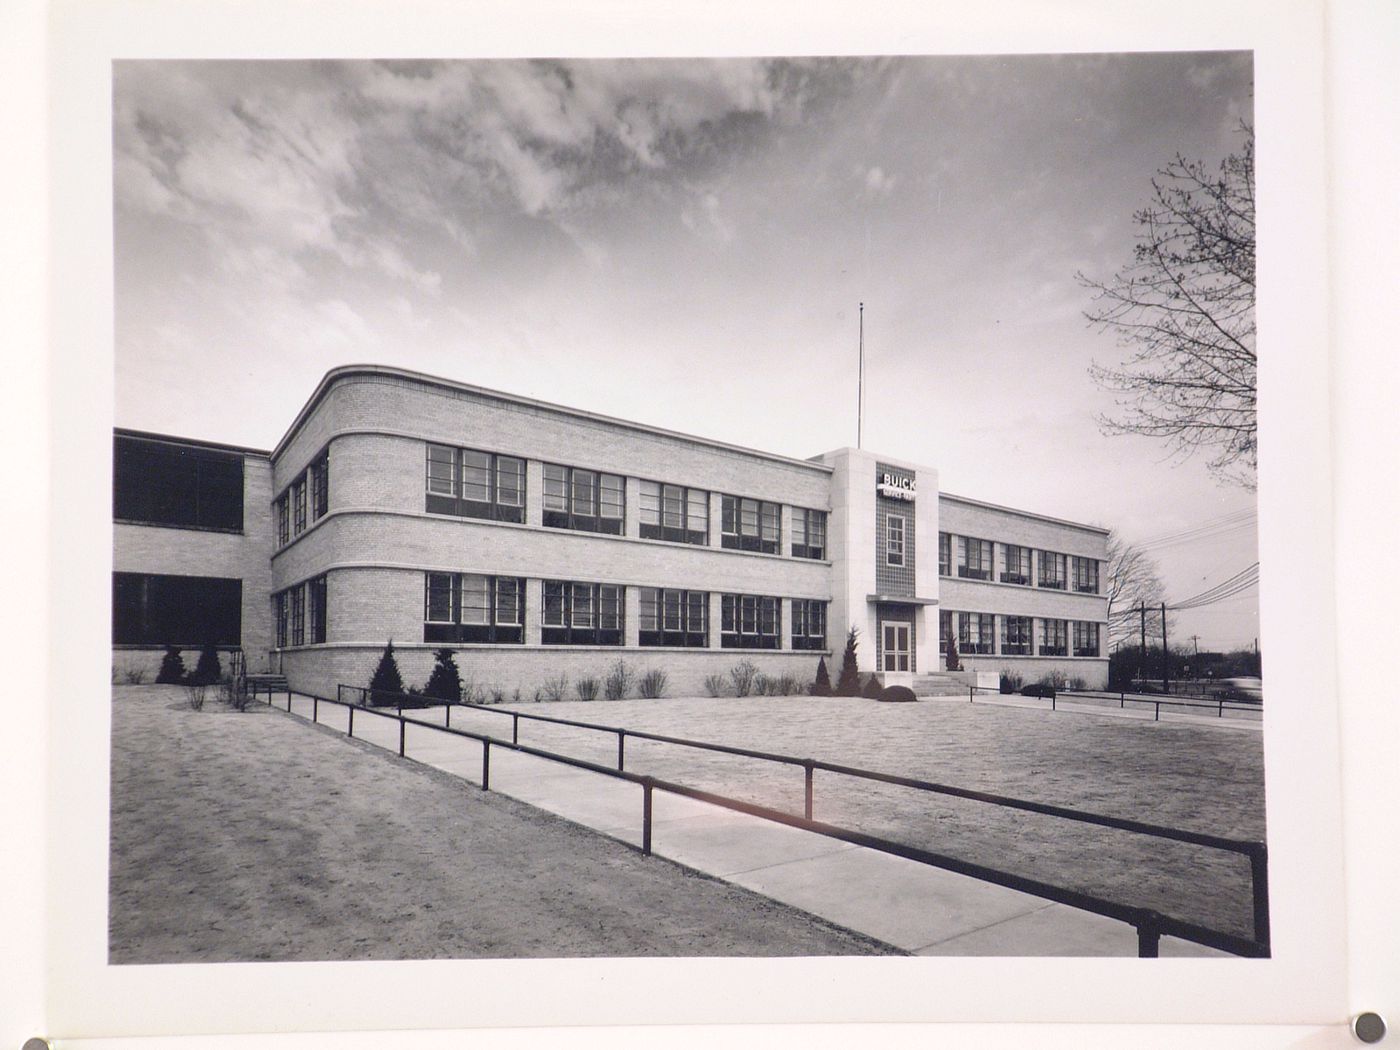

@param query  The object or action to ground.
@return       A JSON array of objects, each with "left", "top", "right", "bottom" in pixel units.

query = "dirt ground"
[
  {"left": 108, "top": 686, "right": 897, "bottom": 963},
  {"left": 438, "top": 693, "right": 1268, "bottom": 939}
]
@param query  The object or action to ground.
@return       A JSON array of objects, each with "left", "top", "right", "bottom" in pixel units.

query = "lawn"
[
  {"left": 108, "top": 685, "right": 897, "bottom": 962},
  {"left": 436, "top": 693, "right": 1268, "bottom": 941}
]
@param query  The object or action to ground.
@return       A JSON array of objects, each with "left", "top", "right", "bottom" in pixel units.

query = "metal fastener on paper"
[
  {"left": 1354, "top": 1012, "right": 1388, "bottom": 1044},
  {"left": 23, "top": 1038, "right": 52, "bottom": 1050}
]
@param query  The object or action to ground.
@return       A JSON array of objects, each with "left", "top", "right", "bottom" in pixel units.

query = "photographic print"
[{"left": 109, "top": 53, "right": 1266, "bottom": 967}]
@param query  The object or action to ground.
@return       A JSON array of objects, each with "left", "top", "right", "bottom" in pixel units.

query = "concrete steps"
[{"left": 905, "top": 673, "right": 976, "bottom": 698}]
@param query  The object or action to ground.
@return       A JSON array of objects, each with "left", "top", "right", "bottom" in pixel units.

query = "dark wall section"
[
  {"left": 114, "top": 434, "right": 244, "bottom": 532},
  {"left": 113, "top": 572, "right": 242, "bottom": 646}
]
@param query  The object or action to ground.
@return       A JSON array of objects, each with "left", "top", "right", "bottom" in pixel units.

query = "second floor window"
[
  {"left": 639, "top": 481, "right": 708, "bottom": 545},
  {"left": 791, "top": 508, "right": 827, "bottom": 560},
  {"left": 542, "top": 581, "right": 624, "bottom": 646},
  {"left": 721, "top": 594, "right": 781, "bottom": 649},
  {"left": 958, "top": 611, "right": 994, "bottom": 654},
  {"left": 424, "top": 572, "right": 524, "bottom": 644},
  {"left": 939, "top": 532, "right": 951, "bottom": 576},
  {"left": 639, "top": 587, "right": 708, "bottom": 647},
  {"left": 1072, "top": 556, "right": 1101, "bottom": 594},
  {"left": 425, "top": 445, "right": 526, "bottom": 524},
  {"left": 544, "top": 464, "right": 625, "bottom": 535},
  {"left": 886, "top": 514, "right": 906, "bottom": 567},
  {"left": 958, "top": 536, "right": 993, "bottom": 580},
  {"left": 721, "top": 495, "right": 780, "bottom": 554},
  {"left": 1038, "top": 551, "right": 1067, "bottom": 590},
  {"left": 1073, "top": 620, "right": 1100, "bottom": 657},
  {"left": 1001, "top": 544, "right": 1033, "bottom": 586},
  {"left": 791, "top": 599, "right": 828, "bottom": 651},
  {"left": 1040, "top": 617, "right": 1068, "bottom": 656},
  {"left": 292, "top": 479, "right": 307, "bottom": 536},
  {"left": 1002, "top": 615, "right": 1033, "bottom": 655},
  {"left": 310, "top": 452, "right": 329, "bottom": 521},
  {"left": 277, "top": 494, "right": 290, "bottom": 545}
]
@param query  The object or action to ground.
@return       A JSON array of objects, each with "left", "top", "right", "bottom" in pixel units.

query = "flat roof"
[
  {"left": 939, "top": 491, "right": 1110, "bottom": 536},
  {"left": 115, "top": 427, "right": 272, "bottom": 459},
  {"left": 273, "top": 364, "right": 834, "bottom": 474}
]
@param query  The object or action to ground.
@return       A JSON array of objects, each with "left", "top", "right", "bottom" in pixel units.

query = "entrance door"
[{"left": 882, "top": 622, "right": 911, "bottom": 672}]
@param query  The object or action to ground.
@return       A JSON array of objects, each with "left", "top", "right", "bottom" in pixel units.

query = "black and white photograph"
[{"left": 108, "top": 52, "right": 1269, "bottom": 964}]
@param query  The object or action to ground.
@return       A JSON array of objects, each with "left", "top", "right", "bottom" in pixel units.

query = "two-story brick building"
[{"left": 113, "top": 364, "right": 1109, "bottom": 697}]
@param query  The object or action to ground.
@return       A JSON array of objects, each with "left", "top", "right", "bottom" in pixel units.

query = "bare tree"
[
  {"left": 1079, "top": 123, "right": 1255, "bottom": 489},
  {"left": 1104, "top": 531, "right": 1169, "bottom": 649}
]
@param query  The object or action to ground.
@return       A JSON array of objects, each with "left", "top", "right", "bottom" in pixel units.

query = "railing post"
[
  {"left": 1136, "top": 913, "right": 1163, "bottom": 958},
  {"left": 398, "top": 716, "right": 406, "bottom": 758},
  {"left": 445, "top": 703, "right": 451, "bottom": 729},
  {"left": 1218, "top": 699, "right": 1224, "bottom": 718},
  {"left": 347, "top": 705, "right": 354, "bottom": 738},
  {"left": 617, "top": 731, "right": 626, "bottom": 772},
  {"left": 512, "top": 712, "right": 519, "bottom": 745},
  {"left": 481, "top": 739, "right": 491, "bottom": 791},
  {"left": 313, "top": 695, "right": 318, "bottom": 723},
  {"left": 287, "top": 690, "right": 292, "bottom": 712},
  {"left": 1052, "top": 692, "right": 1057, "bottom": 712},
  {"left": 1249, "top": 844, "right": 1271, "bottom": 951},
  {"left": 642, "top": 778, "right": 653, "bottom": 855},
  {"left": 969, "top": 685, "right": 974, "bottom": 703},
  {"left": 804, "top": 762, "right": 814, "bottom": 821},
  {"left": 1154, "top": 702, "right": 1160, "bottom": 722}
]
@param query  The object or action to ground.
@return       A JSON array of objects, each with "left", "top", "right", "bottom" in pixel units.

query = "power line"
[
  {"left": 1167, "top": 563, "right": 1260, "bottom": 610},
  {"left": 1134, "top": 508, "right": 1255, "bottom": 548}
]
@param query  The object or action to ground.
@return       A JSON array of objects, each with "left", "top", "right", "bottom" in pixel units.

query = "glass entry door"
[{"left": 882, "top": 622, "right": 911, "bottom": 672}]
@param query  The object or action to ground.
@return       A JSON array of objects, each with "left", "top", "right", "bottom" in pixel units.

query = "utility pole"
[
  {"left": 1140, "top": 603, "right": 1147, "bottom": 690},
  {"left": 1161, "top": 601, "right": 1169, "bottom": 694},
  {"left": 857, "top": 302, "right": 865, "bottom": 450},
  {"left": 1190, "top": 634, "right": 1200, "bottom": 684}
]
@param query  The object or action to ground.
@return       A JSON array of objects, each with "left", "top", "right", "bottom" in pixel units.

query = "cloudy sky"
[{"left": 113, "top": 53, "right": 1259, "bottom": 651}]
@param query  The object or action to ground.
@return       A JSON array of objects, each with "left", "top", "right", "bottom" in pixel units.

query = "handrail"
[
  {"left": 325, "top": 682, "right": 1269, "bottom": 957},
  {"left": 971, "top": 684, "right": 1263, "bottom": 721}
]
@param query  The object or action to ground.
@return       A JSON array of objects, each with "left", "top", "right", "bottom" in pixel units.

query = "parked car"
[{"left": 1212, "top": 676, "right": 1263, "bottom": 703}]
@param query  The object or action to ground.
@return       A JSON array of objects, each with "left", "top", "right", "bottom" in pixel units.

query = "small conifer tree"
[
  {"left": 423, "top": 647, "right": 463, "bottom": 704},
  {"left": 862, "top": 672, "right": 885, "bottom": 699},
  {"left": 368, "top": 640, "right": 405, "bottom": 705},
  {"left": 156, "top": 646, "right": 187, "bottom": 684},
  {"left": 191, "top": 642, "right": 222, "bottom": 686},
  {"left": 946, "top": 635, "right": 962, "bottom": 672},
  {"left": 811, "top": 656, "right": 833, "bottom": 696},
  {"left": 836, "top": 627, "right": 862, "bottom": 697}
]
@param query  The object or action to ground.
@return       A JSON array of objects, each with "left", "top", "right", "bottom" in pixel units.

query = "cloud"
[
  {"left": 680, "top": 192, "right": 735, "bottom": 243},
  {"left": 863, "top": 166, "right": 897, "bottom": 196}
]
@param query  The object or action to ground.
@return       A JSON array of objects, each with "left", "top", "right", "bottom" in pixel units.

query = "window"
[
  {"left": 1001, "top": 544, "right": 1033, "bottom": 586},
  {"left": 308, "top": 574, "right": 328, "bottom": 644},
  {"left": 792, "top": 508, "right": 827, "bottom": 560},
  {"left": 939, "top": 532, "right": 952, "bottom": 577},
  {"left": 721, "top": 495, "right": 781, "bottom": 554},
  {"left": 640, "top": 481, "right": 708, "bottom": 545},
  {"left": 310, "top": 452, "right": 329, "bottom": 521},
  {"left": 277, "top": 494, "right": 290, "bottom": 545},
  {"left": 721, "top": 594, "right": 781, "bottom": 649},
  {"left": 1002, "top": 615, "right": 1033, "bottom": 656},
  {"left": 113, "top": 572, "right": 242, "bottom": 647},
  {"left": 1073, "top": 621, "right": 1100, "bottom": 657},
  {"left": 1038, "top": 551, "right": 1067, "bottom": 590},
  {"left": 791, "top": 599, "right": 828, "bottom": 650},
  {"left": 422, "top": 573, "right": 525, "bottom": 643},
  {"left": 639, "top": 588, "right": 708, "bottom": 647},
  {"left": 886, "top": 514, "right": 906, "bottom": 567},
  {"left": 957, "top": 536, "right": 993, "bottom": 580},
  {"left": 1039, "top": 618, "right": 1068, "bottom": 656},
  {"left": 1072, "top": 556, "right": 1100, "bottom": 594},
  {"left": 424, "top": 445, "right": 526, "bottom": 524},
  {"left": 288, "top": 585, "right": 305, "bottom": 647},
  {"left": 958, "top": 612, "right": 994, "bottom": 655},
  {"left": 292, "top": 478, "right": 307, "bottom": 536},
  {"left": 939, "top": 609, "right": 953, "bottom": 650},
  {"left": 542, "top": 581, "right": 624, "bottom": 645},
  {"left": 543, "top": 463, "right": 624, "bottom": 535},
  {"left": 113, "top": 434, "right": 245, "bottom": 533}
]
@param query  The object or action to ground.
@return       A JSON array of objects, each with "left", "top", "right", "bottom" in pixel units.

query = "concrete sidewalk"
[
  {"left": 961, "top": 692, "right": 1264, "bottom": 732},
  {"left": 276, "top": 691, "right": 1230, "bottom": 958}
]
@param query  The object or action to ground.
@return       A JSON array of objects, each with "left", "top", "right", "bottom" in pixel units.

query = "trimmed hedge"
[{"left": 878, "top": 685, "right": 917, "bottom": 703}]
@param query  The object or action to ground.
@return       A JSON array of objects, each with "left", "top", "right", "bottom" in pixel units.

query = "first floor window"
[
  {"left": 1040, "top": 617, "right": 1068, "bottom": 656},
  {"left": 958, "top": 536, "right": 993, "bottom": 580},
  {"left": 939, "top": 532, "right": 952, "bottom": 576},
  {"left": 1038, "top": 551, "right": 1067, "bottom": 589},
  {"left": 1001, "top": 615, "right": 1033, "bottom": 655},
  {"left": 886, "top": 513, "right": 906, "bottom": 567},
  {"left": 1072, "top": 620, "right": 1100, "bottom": 657},
  {"left": 939, "top": 609, "right": 953, "bottom": 649},
  {"left": 792, "top": 508, "right": 827, "bottom": 560},
  {"left": 721, "top": 594, "right": 781, "bottom": 649},
  {"left": 639, "top": 587, "right": 708, "bottom": 647},
  {"left": 640, "top": 481, "right": 708, "bottom": 545},
  {"left": 308, "top": 574, "right": 328, "bottom": 644},
  {"left": 113, "top": 572, "right": 242, "bottom": 647},
  {"left": 289, "top": 585, "right": 305, "bottom": 646},
  {"left": 958, "top": 611, "right": 994, "bottom": 655},
  {"left": 1001, "top": 544, "right": 1033, "bottom": 586},
  {"left": 542, "top": 581, "right": 624, "bottom": 645},
  {"left": 1072, "top": 556, "right": 1100, "bottom": 594},
  {"left": 423, "top": 573, "right": 525, "bottom": 643},
  {"left": 544, "top": 463, "right": 625, "bottom": 534},
  {"left": 721, "top": 494, "right": 780, "bottom": 554},
  {"left": 791, "top": 599, "right": 828, "bottom": 650}
]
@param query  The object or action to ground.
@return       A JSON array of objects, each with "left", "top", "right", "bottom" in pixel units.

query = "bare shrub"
[
  {"left": 489, "top": 686, "right": 507, "bottom": 705},
  {"left": 123, "top": 668, "right": 147, "bottom": 684},
  {"left": 729, "top": 660, "right": 759, "bottom": 698},
  {"left": 539, "top": 674, "right": 570, "bottom": 703},
  {"left": 576, "top": 675, "right": 600, "bottom": 702},
  {"left": 638, "top": 668, "right": 668, "bottom": 699},
  {"left": 1069, "top": 676, "right": 1088, "bottom": 691},
  {"left": 183, "top": 683, "right": 208, "bottom": 711},
  {"left": 773, "top": 673, "right": 799, "bottom": 696},
  {"left": 703, "top": 674, "right": 729, "bottom": 698},
  {"left": 1039, "top": 670, "right": 1070, "bottom": 691},
  {"left": 460, "top": 676, "right": 487, "bottom": 705},
  {"left": 604, "top": 659, "right": 635, "bottom": 701}
]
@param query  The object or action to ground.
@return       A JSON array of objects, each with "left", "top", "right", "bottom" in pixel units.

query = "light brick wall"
[
  {"left": 957, "top": 655, "right": 1110, "bottom": 690},
  {"left": 112, "top": 453, "right": 277, "bottom": 677}
]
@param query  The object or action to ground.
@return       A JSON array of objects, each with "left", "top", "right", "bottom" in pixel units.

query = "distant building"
[{"left": 112, "top": 365, "right": 1109, "bottom": 695}]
